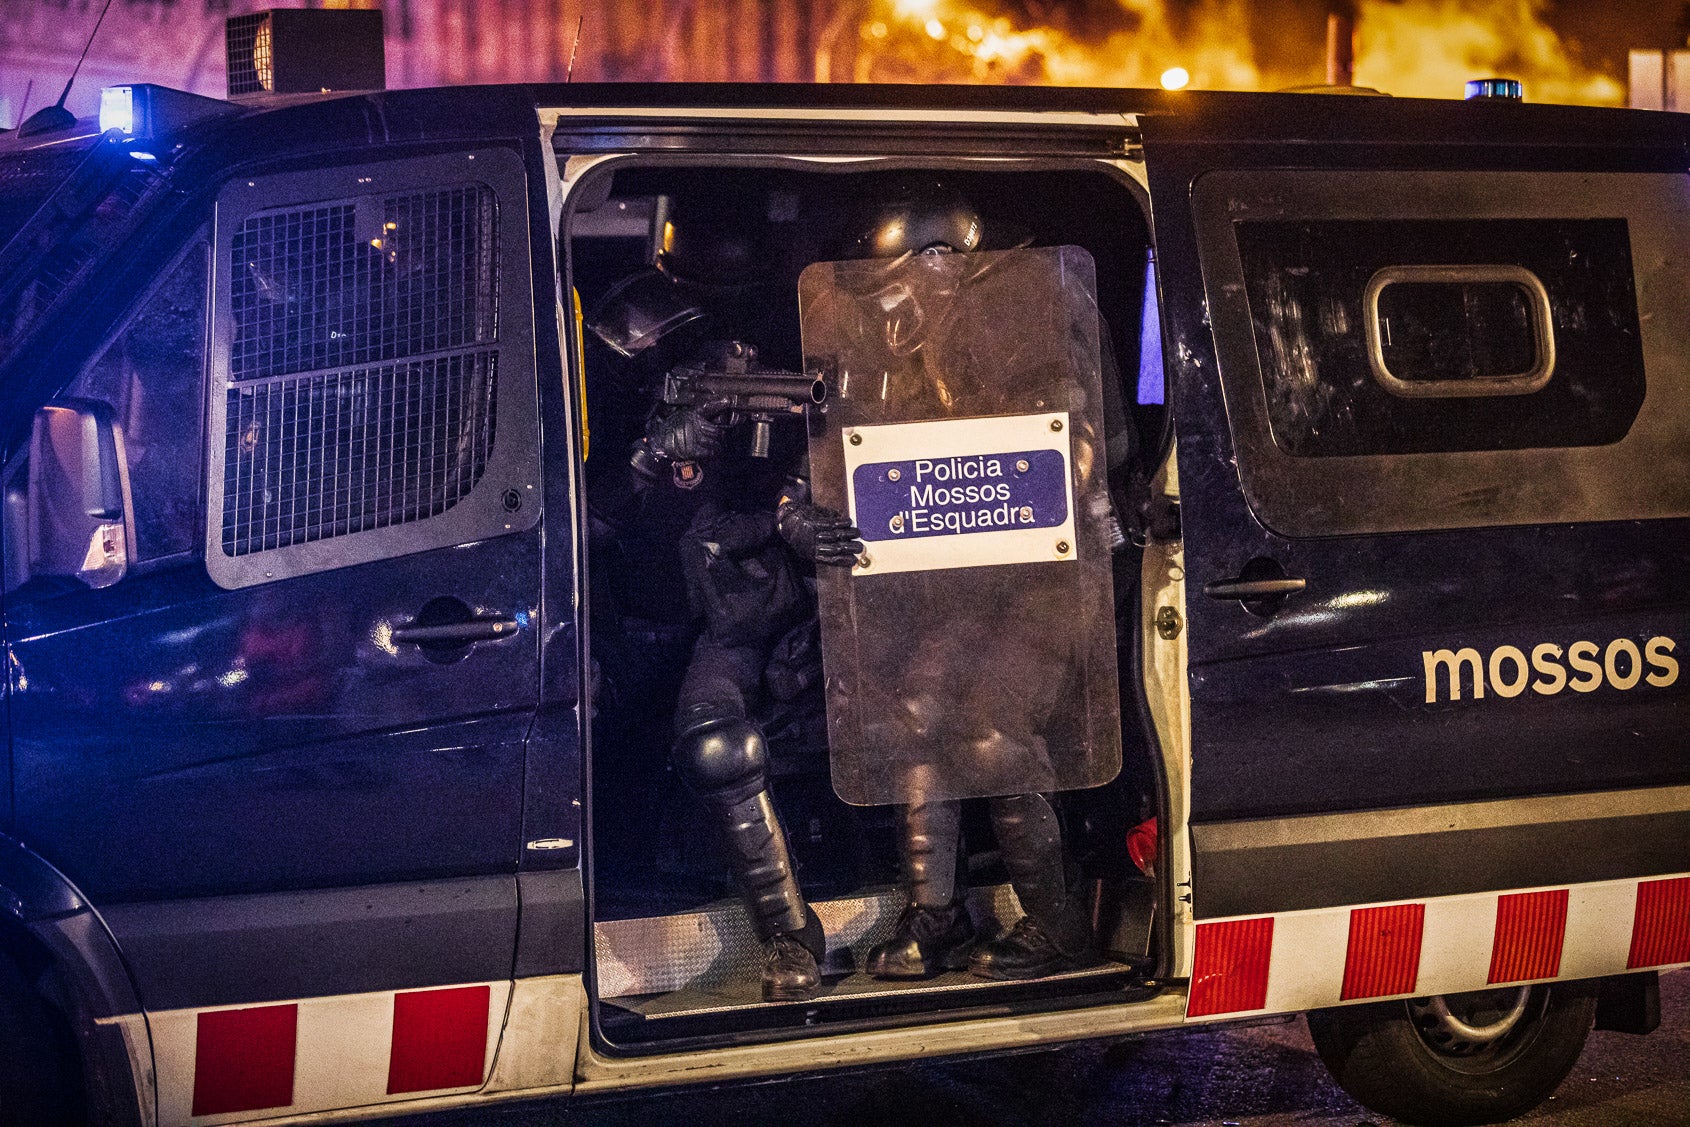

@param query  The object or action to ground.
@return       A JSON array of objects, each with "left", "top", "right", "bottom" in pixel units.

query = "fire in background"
[
  {"left": 842, "top": 0, "right": 1629, "bottom": 102},
  {"left": 1, "top": 0, "right": 1682, "bottom": 126}
]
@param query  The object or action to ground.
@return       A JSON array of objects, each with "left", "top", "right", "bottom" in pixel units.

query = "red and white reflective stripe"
[
  {"left": 1187, "top": 873, "right": 1690, "bottom": 1019},
  {"left": 133, "top": 981, "right": 509, "bottom": 1124}
]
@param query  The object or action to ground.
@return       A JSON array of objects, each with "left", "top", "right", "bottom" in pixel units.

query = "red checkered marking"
[
  {"left": 1341, "top": 903, "right": 1424, "bottom": 1000},
  {"left": 190, "top": 1003, "right": 297, "bottom": 1117},
  {"left": 387, "top": 985, "right": 492, "bottom": 1094},
  {"left": 1627, "top": 876, "right": 1690, "bottom": 969},
  {"left": 1186, "top": 873, "right": 1690, "bottom": 1020},
  {"left": 1489, "top": 889, "right": 1569, "bottom": 983},
  {"left": 1188, "top": 916, "right": 1274, "bottom": 1017}
]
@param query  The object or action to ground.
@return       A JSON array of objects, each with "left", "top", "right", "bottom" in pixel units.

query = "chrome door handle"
[
  {"left": 1203, "top": 577, "right": 1307, "bottom": 600},
  {"left": 390, "top": 616, "right": 519, "bottom": 646}
]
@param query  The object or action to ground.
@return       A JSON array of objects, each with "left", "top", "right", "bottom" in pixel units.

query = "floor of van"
[{"left": 594, "top": 883, "right": 1157, "bottom": 1044}]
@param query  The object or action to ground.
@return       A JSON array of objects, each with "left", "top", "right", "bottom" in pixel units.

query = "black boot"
[
  {"left": 719, "top": 790, "right": 826, "bottom": 1001},
  {"left": 969, "top": 915, "right": 1090, "bottom": 979},
  {"left": 762, "top": 906, "right": 825, "bottom": 1002},
  {"left": 867, "top": 798, "right": 974, "bottom": 979},
  {"left": 866, "top": 903, "right": 975, "bottom": 978},
  {"left": 969, "top": 793, "right": 1095, "bottom": 980}
]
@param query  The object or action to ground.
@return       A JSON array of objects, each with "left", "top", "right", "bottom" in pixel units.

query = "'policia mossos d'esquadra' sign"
[{"left": 844, "top": 412, "right": 1077, "bottom": 576}]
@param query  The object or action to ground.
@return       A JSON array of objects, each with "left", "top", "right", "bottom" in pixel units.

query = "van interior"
[{"left": 566, "top": 162, "right": 1170, "bottom": 1047}]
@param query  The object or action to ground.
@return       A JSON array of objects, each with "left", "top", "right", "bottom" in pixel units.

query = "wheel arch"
[{"left": 0, "top": 835, "right": 149, "bottom": 1127}]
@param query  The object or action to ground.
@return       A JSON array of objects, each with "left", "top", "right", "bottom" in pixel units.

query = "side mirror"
[{"left": 26, "top": 399, "right": 134, "bottom": 589}]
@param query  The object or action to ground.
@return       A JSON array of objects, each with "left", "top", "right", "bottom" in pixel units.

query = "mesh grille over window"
[
  {"left": 230, "top": 185, "right": 497, "bottom": 380},
  {"left": 222, "top": 353, "right": 496, "bottom": 556},
  {"left": 221, "top": 183, "right": 500, "bottom": 557}
]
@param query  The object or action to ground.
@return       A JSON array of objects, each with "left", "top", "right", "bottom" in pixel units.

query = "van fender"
[{"left": 0, "top": 834, "right": 149, "bottom": 1127}]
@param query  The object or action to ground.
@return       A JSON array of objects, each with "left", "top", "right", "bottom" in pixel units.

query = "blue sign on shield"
[{"left": 852, "top": 448, "right": 1069, "bottom": 540}]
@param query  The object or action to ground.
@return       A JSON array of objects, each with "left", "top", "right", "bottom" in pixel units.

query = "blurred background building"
[{"left": 2, "top": 0, "right": 1687, "bottom": 129}]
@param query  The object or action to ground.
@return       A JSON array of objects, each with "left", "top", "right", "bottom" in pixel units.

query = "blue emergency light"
[
  {"left": 1465, "top": 78, "right": 1524, "bottom": 101},
  {"left": 97, "top": 86, "right": 135, "bottom": 134},
  {"left": 97, "top": 84, "right": 238, "bottom": 143}
]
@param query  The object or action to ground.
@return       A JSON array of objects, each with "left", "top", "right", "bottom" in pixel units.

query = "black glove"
[
  {"left": 778, "top": 502, "right": 863, "bottom": 567},
  {"left": 646, "top": 403, "right": 729, "bottom": 462}
]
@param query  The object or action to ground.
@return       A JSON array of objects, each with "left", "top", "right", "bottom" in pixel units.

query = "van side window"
[
  {"left": 65, "top": 244, "right": 208, "bottom": 561},
  {"left": 206, "top": 151, "right": 539, "bottom": 588},
  {"left": 1235, "top": 219, "right": 1644, "bottom": 458},
  {"left": 1193, "top": 169, "right": 1690, "bottom": 537}
]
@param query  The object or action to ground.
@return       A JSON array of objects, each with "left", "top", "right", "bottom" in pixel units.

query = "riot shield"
[{"left": 799, "top": 245, "right": 1122, "bottom": 806}]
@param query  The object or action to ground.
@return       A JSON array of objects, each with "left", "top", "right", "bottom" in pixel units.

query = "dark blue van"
[{"left": 0, "top": 11, "right": 1683, "bottom": 1126}]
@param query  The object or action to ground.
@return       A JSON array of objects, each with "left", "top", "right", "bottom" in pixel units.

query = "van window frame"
[
  {"left": 1192, "top": 168, "right": 1690, "bottom": 538},
  {"left": 204, "top": 148, "right": 541, "bottom": 589}
]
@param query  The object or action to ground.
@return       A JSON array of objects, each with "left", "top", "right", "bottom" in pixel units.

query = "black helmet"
[
  {"left": 589, "top": 193, "right": 779, "bottom": 356},
  {"left": 846, "top": 180, "right": 983, "bottom": 260},
  {"left": 655, "top": 196, "right": 772, "bottom": 290}
]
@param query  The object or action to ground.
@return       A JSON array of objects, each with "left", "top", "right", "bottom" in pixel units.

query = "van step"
[
  {"left": 594, "top": 884, "right": 1026, "bottom": 1000},
  {"left": 605, "top": 960, "right": 1141, "bottom": 1021}
]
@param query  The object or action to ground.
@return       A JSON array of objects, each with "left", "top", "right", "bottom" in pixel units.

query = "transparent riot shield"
[{"left": 799, "top": 245, "right": 1122, "bottom": 806}]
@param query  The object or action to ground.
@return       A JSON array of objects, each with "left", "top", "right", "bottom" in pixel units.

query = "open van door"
[{"left": 1142, "top": 93, "right": 1690, "bottom": 1027}]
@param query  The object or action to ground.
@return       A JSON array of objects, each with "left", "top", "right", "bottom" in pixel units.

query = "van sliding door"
[{"left": 1143, "top": 98, "right": 1690, "bottom": 1019}]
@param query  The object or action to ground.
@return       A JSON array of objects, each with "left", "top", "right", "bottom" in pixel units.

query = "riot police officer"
[
  {"left": 590, "top": 197, "right": 861, "bottom": 1002},
  {"left": 837, "top": 181, "right": 1104, "bottom": 982}
]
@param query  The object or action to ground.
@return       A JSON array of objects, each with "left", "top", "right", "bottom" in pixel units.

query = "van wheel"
[
  {"left": 1306, "top": 981, "right": 1597, "bottom": 1126},
  {"left": 0, "top": 945, "right": 83, "bottom": 1127}
]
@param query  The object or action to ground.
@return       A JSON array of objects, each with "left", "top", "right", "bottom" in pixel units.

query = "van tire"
[
  {"left": 1306, "top": 981, "right": 1597, "bottom": 1126},
  {"left": 0, "top": 944, "right": 84, "bottom": 1127}
]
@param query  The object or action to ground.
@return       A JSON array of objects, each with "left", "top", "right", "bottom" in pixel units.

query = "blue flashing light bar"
[
  {"left": 96, "top": 84, "right": 239, "bottom": 142},
  {"left": 99, "top": 86, "right": 135, "bottom": 135},
  {"left": 1465, "top": 78, "right": 1524, "bottom": 102}
]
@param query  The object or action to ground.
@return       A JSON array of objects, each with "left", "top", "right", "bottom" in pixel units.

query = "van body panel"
[
  {"left": 1192, "top": 785, "right": 1690, "bottom": 919},
  {"left": 1141, "top": 105, "right": 1690, "bottom": 928},
  {"left": 96, "top": 877, "right": 523, "bottom": 1012},
  {"left": 8, "top": 543, "right": 539, "bottom": 898}
]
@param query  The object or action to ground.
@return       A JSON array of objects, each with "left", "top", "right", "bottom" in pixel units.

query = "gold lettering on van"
[{"left": 1424, "top": 636, "right": 1679, "bottom": 704}]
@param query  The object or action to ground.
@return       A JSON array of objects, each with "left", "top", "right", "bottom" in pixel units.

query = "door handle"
[
  {"left": 390, "top": 617, "right": 520, "bottom": 646},
  {"left": 1202, "top": 557, "right": 1305, "bottom": 619},
  {"left": 1202, "top": 577, "right": 1307, "bottom": 600},
  {"left": 390, "top": 595, "right": 522, "bottom": 663}
]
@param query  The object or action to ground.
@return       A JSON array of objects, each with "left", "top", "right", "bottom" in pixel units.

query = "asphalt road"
[{"left": 410, "top": 971, "right": 1686, "bottom": 1127}]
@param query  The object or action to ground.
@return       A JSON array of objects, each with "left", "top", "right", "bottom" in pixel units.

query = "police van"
[{"left": 0, "top": 10, "right": 1684, "bottom": 1126}]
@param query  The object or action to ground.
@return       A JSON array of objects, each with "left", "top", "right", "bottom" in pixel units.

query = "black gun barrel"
[{"left": 663, "top": 368, "right": 826, "bottom": 409}]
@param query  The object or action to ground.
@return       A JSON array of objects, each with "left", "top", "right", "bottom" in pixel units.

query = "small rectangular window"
[
  {"left": 1366, "top": 266, "right": 1552, "bottom": 398},
  {"left": 1236, "top": 218, "right": 1645, "bottom": 457}
]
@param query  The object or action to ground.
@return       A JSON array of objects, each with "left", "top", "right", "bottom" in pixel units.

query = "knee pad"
[{"left": 673, "top": 717, "right": 769, "bottom": 804}]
